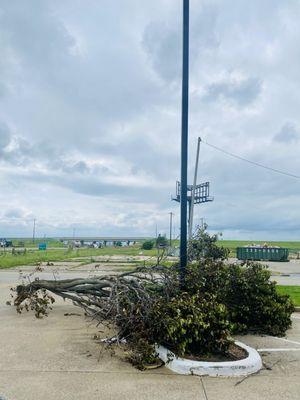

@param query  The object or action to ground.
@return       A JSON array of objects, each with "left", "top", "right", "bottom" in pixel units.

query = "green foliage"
[
  {"left": 141, "top": 240, "right": 154, "bottom": 250},
  {"left": 224, "top": 263, "right": 294, "bottom": 336},
  {"left": 13, "top": 287, "right": 55, "bottom": 319},
  {"left": 110, "top": 262, "right": 232, "bottom": 364},
  {"left": 155, "top": 234, "right": 168, "bottom": 248},
  {"left": 188, "top": 227, "right": 229, "bottom": 261},
  {"left": 151, "top": 293, "right": 232, "bottom": 357},
  {"left": 185, "top": 260, "right": 295, "bottom": 336},
  {"left": 116, "top": 287, "right": 232, "bottom": 365},
  {"left": 186, "top": 228, "right": 294, "bottom": 337}
]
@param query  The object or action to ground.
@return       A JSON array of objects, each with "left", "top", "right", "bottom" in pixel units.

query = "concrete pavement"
[
  {"left": 0, "top": 287, "right": 206, "bottom": 399},
  {"left": 229, "top": 258, "right": 300, "bottom": 285},
  {"left": 1, "top": 264, "right": 300, "bottom": 400}
]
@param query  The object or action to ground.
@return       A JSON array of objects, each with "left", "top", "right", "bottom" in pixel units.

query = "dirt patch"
[{"left": 180, "top": 343, "right": 248, "bottom": 362}]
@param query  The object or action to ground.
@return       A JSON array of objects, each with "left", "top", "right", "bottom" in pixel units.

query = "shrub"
[
  {"left": 141, "top": 240, "right": 154, "bottom": 250},
  {"left": 188, "top": 227, "right": 229, "bottom": 261},
  {"left": 223, "top": 263, "right": 294, "bottom": 336},
  {"left": 114, "top": 271, "right": 232, "bottom": 364},
  {"left": 151, "top": 293, "right": 232, "bottom": 357},
  {"left": 185, "top": 260, "right": 294, "bottom": 336}
]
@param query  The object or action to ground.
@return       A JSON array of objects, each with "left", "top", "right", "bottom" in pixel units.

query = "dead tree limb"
[{"left": 12, "top": 265, "right": 178, "bottom": 339}]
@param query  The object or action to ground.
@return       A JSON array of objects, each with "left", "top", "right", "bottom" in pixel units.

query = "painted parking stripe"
[
  {"left": 265, "top": 335, "right": 300, "bottom": 347},
  {"left": 258, "top": 348, "right": 300, "bottom": 352}
]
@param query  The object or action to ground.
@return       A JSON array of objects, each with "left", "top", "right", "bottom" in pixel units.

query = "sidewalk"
[{"left": 1, "top": 270, "right": 300, "bottom": 400}]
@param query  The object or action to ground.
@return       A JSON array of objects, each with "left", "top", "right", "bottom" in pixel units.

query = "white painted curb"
[{"left": 156, "top": 341, "right": 262, "bottom": 377}]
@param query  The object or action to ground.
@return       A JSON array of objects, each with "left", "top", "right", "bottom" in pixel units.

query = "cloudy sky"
[{"left": 0, "top": 0, "right": 300, "bottom": 240}]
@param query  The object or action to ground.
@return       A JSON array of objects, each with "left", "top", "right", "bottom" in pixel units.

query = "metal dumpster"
[{"left": 236, "top": 246, "right": 289, "bottom": 262}]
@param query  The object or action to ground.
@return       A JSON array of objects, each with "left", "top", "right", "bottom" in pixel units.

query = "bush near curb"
[
  {"left": 185, "top": 259, "right": 295, "bottom": 336},
  {"left": 151, "top": 292, "right": 232, "bottom": 357}
]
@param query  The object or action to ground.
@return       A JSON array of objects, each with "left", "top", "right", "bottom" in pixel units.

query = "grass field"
[
  {"left": 277, "top": 286, "right": 300, "bottom": 306},
  {"left": 6, "top": 238, "right": 66, "bottom": 248},
  {"left": 1, "top": 238, "right": 300, "bottom": 269},
  {"left": 0, "top": 246, "right": 158, "bottom": 269}
]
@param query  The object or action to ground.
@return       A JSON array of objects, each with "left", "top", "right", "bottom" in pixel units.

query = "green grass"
[
  {"left": 3, "top": 237, "right": 299, "bottom": 269},
  {"left": 9, "top": 238, "right": 65, "bottom": 248},
  {"left": 0, "top": 246, "right": 158, "bottom": 269},
  {"left": 277, "top": 286, "right": 300, "bottom": 306}
]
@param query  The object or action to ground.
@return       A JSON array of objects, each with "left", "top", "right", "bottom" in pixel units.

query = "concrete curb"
[
  {"left": 294, "top": 307, "right": 300, "bottom": 312},
  {"left": 156, "top": 341, "right": 262, "bottom": 377}
]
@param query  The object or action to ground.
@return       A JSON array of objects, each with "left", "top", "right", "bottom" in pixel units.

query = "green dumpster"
[{"left": 236, "top": 246, "right": 289, "bottom": 262}]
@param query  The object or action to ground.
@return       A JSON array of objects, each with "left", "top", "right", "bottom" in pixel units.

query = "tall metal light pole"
[{"left": 180, "top": 0, "right": 189, "bottom": 284}]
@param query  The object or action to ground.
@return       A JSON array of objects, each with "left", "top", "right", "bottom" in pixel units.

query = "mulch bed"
[{"left": 181, "top": 343, "right": 248, "bottom": 362}]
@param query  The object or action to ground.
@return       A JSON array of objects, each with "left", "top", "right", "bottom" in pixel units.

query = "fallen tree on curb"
[{"left": 11, "top": 230, "right": 295, "bottom": 369}]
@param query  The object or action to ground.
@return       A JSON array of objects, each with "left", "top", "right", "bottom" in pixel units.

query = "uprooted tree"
[{"left": 11, "top": 228, "right": 295, "bottom": 369}]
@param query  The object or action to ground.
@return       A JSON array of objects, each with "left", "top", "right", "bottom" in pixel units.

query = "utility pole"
[
  {"left": 188, "top": 137, "right": 201, "bottom": 239},
  {"left": 32, "top": 218, "right": 36, "bottom": 244},
  {"left": 200, "top": 217, "right": 205, "bottom": 229},
  {"left": 180, "top": 0, "right": 189, "bottom": 284},
  {"left": 169, "top": 212, "right": 174, "bottom": 248}
]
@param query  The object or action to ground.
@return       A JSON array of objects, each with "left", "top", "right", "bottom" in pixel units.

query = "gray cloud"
[
  {"left": 204, "top": 77, "right": 262, "bottom": 107},
  {"left": 274, "top": 122, "right": 300, "bottom": 143},
  {"left": 0, "top": 1, "right": 75, "bottom": 75},
  {"left": 143, "top": 22, "right": 181, "bottom": 82},
  {"left": 0, "top": 82, "right": 6, "bottom": 98},
  {"left": 4, "top": 208, "right": 30, "bottom": 219},
  {"left": 142, "top": 3, "right": 219, "bottom": 82},
  {"left": 0, "top": 121, "right": 11, "bottom": 153}
]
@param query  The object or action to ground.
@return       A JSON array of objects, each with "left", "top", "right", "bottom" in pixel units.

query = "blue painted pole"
[{"left": 180, "top": 0, "right": 189, "bottom": 285}]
